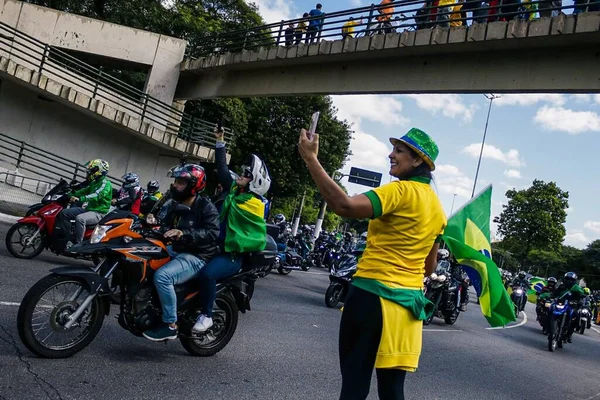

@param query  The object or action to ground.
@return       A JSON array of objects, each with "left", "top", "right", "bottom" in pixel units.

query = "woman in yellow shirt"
[{"left": 299, "top": 127, "right": 446, "bottom": 399}]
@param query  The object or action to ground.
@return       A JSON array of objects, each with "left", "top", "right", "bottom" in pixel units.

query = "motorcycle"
[
  {"left": 5, "top": 179, "right": 99, "bottom": 260},
  {"left": 510, "top": 283, "right": 528, "bottom": 315},
  {"left": 575, "top": 297, "right": 592, "bottom": 335},
  {"left": 547, "top": 297, "right": 573, "bottom": 352},
  {"left": 274, "top": 234, "right": 308, "bottom": 275},
  {"left": 536, "top": 295, "right": 553, "bottom": 334},
  {"left": 16, "top": 208, "right": 277, "bottom": 359},
  {"left": 325, "top": 253, "right": 358, "bottom": 308},
  {"left": 423, "top": 261, "right": 462, "bottom": 325}
]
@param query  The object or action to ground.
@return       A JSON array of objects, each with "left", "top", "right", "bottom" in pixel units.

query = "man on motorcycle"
[
  {"left": 139, "top": 180, "right": 162, "bottom": 217},
  {"left": 512, "top": 271, "right": 530, "bottom": 288},
  {"left": 142, "top": 164, "right": 220, "bottom": 342},
  {"left": 274, "top": 213, "right": 288, "bottom": 239},
  {"left": 113, "top": 172, "right": 143, "bottom": 215},
  {"left": 62, "top": 159, "right": 112, "bottom": 244},
  {"left": 438, "top": 249, "right": 470, "bottom": 311},
  {"left": 553, "top": 272, "right": 585, "bottom": 343},
  {"left": 191, "top": 127, "right": 271, "bottom": 333},
  {"left": 535, "top": 276, "right": 557, "bottom": 322}
]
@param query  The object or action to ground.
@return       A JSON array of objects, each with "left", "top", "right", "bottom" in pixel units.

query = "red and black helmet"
[{"left": 170, "top": 164, "right": 207, "bottom": 196}]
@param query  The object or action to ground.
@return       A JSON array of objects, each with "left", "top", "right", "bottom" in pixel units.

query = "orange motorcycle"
[{"left": 17, "top": 208, "right": 276, "bottom": 358}]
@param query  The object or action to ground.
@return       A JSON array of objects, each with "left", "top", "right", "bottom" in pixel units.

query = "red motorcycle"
[{"left": 5, "top": 179, "right": 96, "bottom": 260}]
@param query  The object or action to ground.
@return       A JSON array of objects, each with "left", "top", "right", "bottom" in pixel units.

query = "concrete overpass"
[{"left": 176, "top": 12, "right": 600, "bottom": 99}]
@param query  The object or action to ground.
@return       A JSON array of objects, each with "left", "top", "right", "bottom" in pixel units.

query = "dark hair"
[
  {"left": 401, "top": 147, "right": 433, "bottom": 181},
  {"left": 303, "top": 12, "right": 309, "bottom": 17},
  {"left": 316, "top": 3, "right": 322, "bottom": 9}
]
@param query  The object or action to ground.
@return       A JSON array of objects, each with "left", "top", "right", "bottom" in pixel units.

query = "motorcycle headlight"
[
  {"left": 515, "top": 289, "right": 523, "bottom": 295},
  {"left": 90, "top": 225, "right": 110, "bottom": 244},
  {"left": 430, "top": 273, "right": 438, "bottom": 281},
  {"left": 438, "top": 275, "right": 447, "bottom": 283}
]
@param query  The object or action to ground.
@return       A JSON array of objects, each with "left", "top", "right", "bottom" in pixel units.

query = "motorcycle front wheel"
[
  {"left": 17, "top": 275, "right": 105, "bottom": 358},
  {"left": 325, "top": 283, "right": 342, "bottom": 308},
  {"left": 5, "top": 223, "right": 45, "bottom": 259}
]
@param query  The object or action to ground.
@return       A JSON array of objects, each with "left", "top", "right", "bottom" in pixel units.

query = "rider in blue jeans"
[
  {"left": 142, "top": 164, "right": 220, "bottom": 341},
  {"left": 192, "top": 128, "right": 272, "bottom": 332}
]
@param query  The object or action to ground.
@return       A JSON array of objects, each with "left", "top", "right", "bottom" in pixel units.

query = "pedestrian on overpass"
[
  {"left": 306, "top": 3, "right": 324, "bottom": 43},
  {"left": 299, "top": 127, "right": 446, "bottom": 400}
]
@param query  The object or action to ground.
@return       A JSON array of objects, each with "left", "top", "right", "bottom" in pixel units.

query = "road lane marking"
[
  {"left": 298, "top": 271, "right": 329, "bottom": 275},
  {"left": 485, "top": 311, "right": 528, "bottom": 330},
  {"left": 591, "top": 327, "right": 600, "bottom": 335},
  {"left": 423, "top": 329, "right": 463, "bottom": 332},
  {"left": 0, "top": 301, "right": 20, "bottom": 307}
]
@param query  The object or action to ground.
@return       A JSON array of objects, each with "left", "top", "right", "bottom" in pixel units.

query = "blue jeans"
[
  {"left": 198, "top": 254, "right": 242, "bottom": 317},
  {"left": 154, "top": 253, "right": 206, "bottom": 324}
]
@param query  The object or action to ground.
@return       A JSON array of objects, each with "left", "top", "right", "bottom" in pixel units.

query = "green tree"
[{"left": 493, "top": 179, "right": 569, "bottom": 267}]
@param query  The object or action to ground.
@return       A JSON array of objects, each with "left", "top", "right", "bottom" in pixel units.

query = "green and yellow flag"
[{"left": 441, "top": 185, "right": 516, "bottom": 327}]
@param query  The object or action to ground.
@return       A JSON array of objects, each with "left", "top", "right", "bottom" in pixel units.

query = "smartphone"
[{"left": 307, "top": 111, "right": 320, "bottom": 141}]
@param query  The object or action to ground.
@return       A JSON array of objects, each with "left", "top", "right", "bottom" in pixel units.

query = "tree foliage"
[{"left": 493, "top": 179, "right": 569, "bottom": 266}]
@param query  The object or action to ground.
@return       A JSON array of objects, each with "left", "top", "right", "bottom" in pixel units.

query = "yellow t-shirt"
[
  {"left": 357, "top": 179, "right": 447, "bottom": 288},
  {"left": 450, "top": 4, "right": 464, "bottom": 27}
]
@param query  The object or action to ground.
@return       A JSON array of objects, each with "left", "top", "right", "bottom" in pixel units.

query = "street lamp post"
[
  {"left": 450, "top": 193, "right": 458, "bottom": 215},
  {"left": 471, "top": 94, "right": 500, "bottom": 198}
]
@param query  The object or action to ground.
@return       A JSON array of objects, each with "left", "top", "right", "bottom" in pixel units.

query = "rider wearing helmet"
[
  {"left": 192, "top": 127, "right": 271, "bottom": 333},
  {"left": 274, "top": 213, "right": 287, "bottom": 238},
  {"left": 553, "top": 272, "right": 585, "bottom": 343},
  {"left": 113, "top": 172, "right": 143, "bottom": 215},
  {"left": 64, "top": 159, "right": 112, "bottom": 244},
  {"left": 511, "top": 271, "right": 529, "bottom": 288},
  {"left": 142, "top": 164, "right": 220, "bottom": 342},
  {"left": 139, "top": 180, "right": 163, "bottom": 217}
]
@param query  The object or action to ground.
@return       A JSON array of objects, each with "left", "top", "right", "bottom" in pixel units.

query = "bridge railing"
[
  {"left": 0, "top": 132, "right": 123, "bottom": 187},
  {"left": 0, "top": 21, "right": 233, "bottom": 147},
  {"left": 192, "top": 0, "right": 587, "bottom": 57}
]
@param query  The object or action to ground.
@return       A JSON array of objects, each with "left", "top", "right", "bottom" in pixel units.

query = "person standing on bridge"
[
  {"left": 299, "top": 127, "right": 446, "bottom": 400},
  {"left": 307, "top": 3, "right": 325, "bottom": 43}
]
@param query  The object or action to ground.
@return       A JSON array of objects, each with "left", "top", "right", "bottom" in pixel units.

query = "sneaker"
[
  {"left": 192, "top": 314, "right": 213, "bottom": 333},
  {"left": 460, "top": 303, "right": 467, "bottom": 312},
  {"left": 142, "top": 324, "right": 177, "bottom": 342}
]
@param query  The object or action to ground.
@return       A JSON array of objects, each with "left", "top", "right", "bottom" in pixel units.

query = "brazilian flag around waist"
[{"left": 441, "top": 185, "right": 516, "bottom": 327}]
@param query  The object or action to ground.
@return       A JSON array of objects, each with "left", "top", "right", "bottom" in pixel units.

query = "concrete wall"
[
  {"left": 0, "top": 78, "right": 179, "bottom": 191},
  {"left": 0, "top": 0, "right": 186, "bottom": 105}
]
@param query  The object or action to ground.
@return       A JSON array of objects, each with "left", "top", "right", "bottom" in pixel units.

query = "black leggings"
[{"left": 339, "top": 285, "right": 407, "bottom": 400}]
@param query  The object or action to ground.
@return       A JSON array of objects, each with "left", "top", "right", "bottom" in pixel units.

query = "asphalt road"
[{"left": 0, "top": 221, "right": 599, "bottom": 400}]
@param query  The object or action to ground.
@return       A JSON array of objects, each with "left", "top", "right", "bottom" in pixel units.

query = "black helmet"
[
  {"left": 547, "top": 277, "right": 557, "bottom": 288},
  {"left": 518, "top": 271, "right": 526, "bottom": 279},
  {"left": 563, "top": 272, "right": 578, "bottom": 287},
  {"left": 147, "top": 180, "right": 160, "bottom": 194}
]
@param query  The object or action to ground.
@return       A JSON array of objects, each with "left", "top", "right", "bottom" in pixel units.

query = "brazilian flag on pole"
[{"left": 441, "top": 185, "right": 516, "bottom": 327}]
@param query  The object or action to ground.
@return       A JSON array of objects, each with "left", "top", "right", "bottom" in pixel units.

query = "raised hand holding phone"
[{"left": 307, "top": 111, "right": 320, "bottom": 141}]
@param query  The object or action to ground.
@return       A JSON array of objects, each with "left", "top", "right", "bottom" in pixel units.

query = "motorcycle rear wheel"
[
  {"left": 180, "top": 293, "right": 239, "bottom": 357},
  {"left": 6, "top": 223, "right": 45, "bottom": 259},
  {"left": 17, "top": 275, "right": 105, "bottom": 358}
]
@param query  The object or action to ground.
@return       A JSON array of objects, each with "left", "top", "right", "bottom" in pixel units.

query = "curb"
[{"left": 0, "top": 212, "right": 20, "bottom": 224}]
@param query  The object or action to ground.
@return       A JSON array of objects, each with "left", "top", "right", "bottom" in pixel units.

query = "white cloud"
[
  {"left": 494, "top": 94, "right": 566, "bottom": 107},
  {"left": 462, "top": 143, "right": 525, "bottom": 168},
  {"left": 503, "top": 169, "right": 522, "bottom": 179},
  {"left": 405, "top": 94, "right": 476, "bottom": 123},
  {"left": 435, "top": 164, "right": 474, "bottom": 199},
  {"left": 584, "top": 220, "right": 600, "bottom": 234},
  {"left": 249, "top": 0, "right": 294, "bottom": 23},
  {"left": 564, "top": 230, "right": 590, "bottom": 248},
  {"left": 332, "top": 95, "right": 409, "bottom": 127},
  {"left": 534, "top": 106, "right": 600, "bottom": 134},
  {"left": 571, "top": 94, "right": 592, "bottom": 103}
]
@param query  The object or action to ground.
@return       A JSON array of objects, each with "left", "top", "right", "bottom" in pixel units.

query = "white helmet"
[
  {"left": 438, "top": 249, "right": 450, "bottom": 259},
  {"left": 244, "top": 154, "right": 271, "bottom": 196}
]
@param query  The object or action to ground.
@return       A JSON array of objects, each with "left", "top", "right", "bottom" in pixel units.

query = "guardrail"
[
  {"left": 0, "top": 21, "right": 233, "bottom": 146},
  {"left": 191, "top": 0, "right": 591, "bottom": 56},
  {"left": 0, "top": 132, "right": 122, "bottom": 186}
]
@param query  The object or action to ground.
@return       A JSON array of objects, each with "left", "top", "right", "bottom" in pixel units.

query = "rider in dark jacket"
[{"left": 142, "top": 164, "right": 220, "bottom": 342}]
